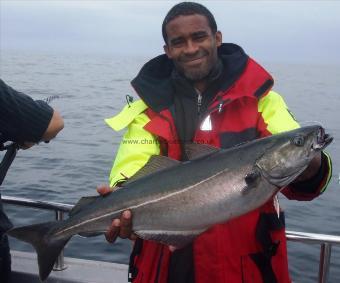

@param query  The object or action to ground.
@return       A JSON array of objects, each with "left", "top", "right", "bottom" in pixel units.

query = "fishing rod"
[{"left": 0, "top": 142, "right": 18, "bottom": 186}]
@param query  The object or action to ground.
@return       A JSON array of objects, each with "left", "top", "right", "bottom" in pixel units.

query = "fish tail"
[{"left": 7, "top": 222, "right": 71, "bottom": 281}]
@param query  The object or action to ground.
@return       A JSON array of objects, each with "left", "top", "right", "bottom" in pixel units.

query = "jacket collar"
[{"left": 131, "top": 43, "right": 249, "bottom": 113}]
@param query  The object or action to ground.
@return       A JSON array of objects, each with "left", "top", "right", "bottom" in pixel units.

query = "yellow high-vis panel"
[
  {"left": 106, "top": 104, "right": 160, "bottom": 187},
  {"left": 258, "top": 91, "right": 299, "bottom": 134},
  {"left": 105, "top": 100, "right": 148, "bottom": 131}
]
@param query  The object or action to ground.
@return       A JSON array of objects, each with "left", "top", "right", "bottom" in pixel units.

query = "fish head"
[{"left": 255, "top": 125, "right": 333, "bottom": 188}]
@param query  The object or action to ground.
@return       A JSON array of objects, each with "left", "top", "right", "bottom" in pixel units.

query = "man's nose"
[{"left": 184, "top": 40, "right": 199, "bottom": 55}]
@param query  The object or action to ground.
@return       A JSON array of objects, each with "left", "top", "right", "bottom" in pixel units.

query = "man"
[
  {"left": 0, "top": 79, "right": 64, "bottom": 283},
  {"left": 100, "top": 2, "right": 332, "bottom": 283}
]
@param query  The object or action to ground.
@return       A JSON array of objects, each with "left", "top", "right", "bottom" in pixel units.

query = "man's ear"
[
  {"left": 164, "top": 45, "right": 172, "bottom": 59},
  {"left": 215, "top": 31, "right": 222, "bottom": 47}
]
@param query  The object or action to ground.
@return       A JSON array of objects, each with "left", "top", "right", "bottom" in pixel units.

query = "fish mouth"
[{"left": 312, "top": 127, "right": 333, "bottom": 150}]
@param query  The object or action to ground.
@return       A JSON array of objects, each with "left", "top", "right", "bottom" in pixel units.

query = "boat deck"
[{"left": 11, "top": 251, "right": 128, "bottom": 283}]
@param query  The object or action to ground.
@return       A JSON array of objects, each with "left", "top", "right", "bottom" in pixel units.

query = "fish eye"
[{"left": 292, "top": 135, "right": 305, "bottom": 147}]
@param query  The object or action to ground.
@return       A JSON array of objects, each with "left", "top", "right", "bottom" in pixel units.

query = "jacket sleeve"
[
  {"left": 105, "top": 100, "right": 160, "bottom": 187},
  {"left": 258, "top": 91, "right": 332, "bottom": 201},
  {"left": 0, "top": 79, "right": 53, "bottom": 143}
]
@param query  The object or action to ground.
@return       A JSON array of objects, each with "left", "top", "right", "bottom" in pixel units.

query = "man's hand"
[
  {"left": 19, "top": 142, "right": 36, "bottom": 150},
  {"left": 96, "top": 184, "right": 137, "bottom": 243},
  {"left": 18, "top": 110, "right": 64, "bottom": 150},
  {"left": 41, "top": 110, "right": 64, "bottom": 141}
]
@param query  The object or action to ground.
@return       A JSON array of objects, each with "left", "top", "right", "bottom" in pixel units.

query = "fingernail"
[
  {"left": 123, "top": 211, "right": 131, "bottom": 219},
  {"left": 113, "top": 219, "right": 120, "bottom": 227}
]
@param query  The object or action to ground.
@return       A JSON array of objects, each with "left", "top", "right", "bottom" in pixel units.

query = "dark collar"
[{"left": 131, "top": 43, "right": 249, "bottom": 113}]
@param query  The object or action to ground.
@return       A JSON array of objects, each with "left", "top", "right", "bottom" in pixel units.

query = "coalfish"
[{"left": 8, "top": 125, "right": 332, "bottom": 281}]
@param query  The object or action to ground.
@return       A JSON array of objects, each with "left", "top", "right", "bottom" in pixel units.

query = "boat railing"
[
  {"left": 2, "top": 195, "right": 73, "bottom": 272},
  {"left": 2, "top": 195, "right": 339, "bottom": 283}
]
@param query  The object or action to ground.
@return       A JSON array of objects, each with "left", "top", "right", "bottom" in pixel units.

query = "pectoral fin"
[
  {"left": 245, "top": 169, "right": 261, "bottom": 187},
  {"left": 242, "top": 168, "right": 261, "bottom": 195},
  {"left": 78, "top": 231, "right": 103, "bottom": 238}
]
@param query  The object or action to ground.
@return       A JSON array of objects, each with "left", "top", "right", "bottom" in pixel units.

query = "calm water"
[{"left": 1, "top": 51, "right": 339, "bottom": 283}]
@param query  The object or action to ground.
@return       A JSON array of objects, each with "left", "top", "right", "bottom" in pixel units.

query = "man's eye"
[
  {"left": 193, "top": 35, "right": 207, "bottom": 41},
  {"left": 171, "top": 39, "right": 184, "bottom": 47}
]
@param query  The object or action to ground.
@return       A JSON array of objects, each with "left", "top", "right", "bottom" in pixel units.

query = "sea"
[{"left": 1, "top": 51, "right": 339, "bottom": 283}]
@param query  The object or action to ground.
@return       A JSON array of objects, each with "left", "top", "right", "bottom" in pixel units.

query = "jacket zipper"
[
  {"left": 201, "top": 96, "right": 232, "bottom": 122},
  {"left": 197, "top": 92, "right": 202, "bottom": 115},
  {"left": 197, "top": 96, "right": 231, "bottom": 132}
]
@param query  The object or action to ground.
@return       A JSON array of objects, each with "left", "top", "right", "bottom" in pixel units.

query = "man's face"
[{"left": 164, "top": 14, "right": 222, "bottom": 81}]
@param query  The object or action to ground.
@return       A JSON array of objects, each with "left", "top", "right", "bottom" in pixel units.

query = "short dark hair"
[{"left": 162, "top": 2, "right": 217, "bottom": 44}]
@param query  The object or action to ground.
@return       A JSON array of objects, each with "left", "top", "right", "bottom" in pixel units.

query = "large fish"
[{"left": 8, "top": 125, "right": 332, "bottom": 281}]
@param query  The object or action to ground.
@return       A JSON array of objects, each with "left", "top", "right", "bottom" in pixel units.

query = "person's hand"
[
  {"left": 19, "top": 142, "right": 36, "bottom": 150},
  {"left": 96, "top": 184, "right": 114, "bottom": 196},
  {"left": 169, "top": 246, "right": 177, "bottom": 252},
  {"left": 41, "top": 110, "right": 64, "bottom": 141},
  {"left": 96, "top": 184, "right": 137, "bottom": 243}
]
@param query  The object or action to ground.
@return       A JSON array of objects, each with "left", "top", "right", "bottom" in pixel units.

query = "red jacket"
[{"left": 124, "top": 44, "right": 331, "bottom": 283}]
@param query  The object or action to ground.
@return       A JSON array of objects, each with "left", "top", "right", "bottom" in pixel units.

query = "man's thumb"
[{"left": 96, "top": 185, "right": 112, "bottom": 196}]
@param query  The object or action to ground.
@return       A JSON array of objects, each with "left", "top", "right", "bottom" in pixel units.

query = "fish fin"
[
  {"left": 245, "top": 169, "right": 261, "bottom": 186},
  {"left": 69, "top": 196, "right": 101, "bottom": 216},
  {"left": 184, "top": 143, "right": 219, "bottom": 160},
  {"left": 7, "top": 222, "right": 71, "bottom": 281},
  {"left": 241, "top": 185, "right": 252, "bottom": 195},
  {"left": 135, "top": 229, "right": 203, "bottom": 249},
  {"left": 273, "top": 195, "right": 280, "bottom": 218},
  {"left": 123, "top": 155, "right": 180, "bottom": 185},
  {"left": 243, "top": 169, "right": 261, "bottom": 195},
  {"left": 78, "top": 231, "right": 103, "bottom": 238}
]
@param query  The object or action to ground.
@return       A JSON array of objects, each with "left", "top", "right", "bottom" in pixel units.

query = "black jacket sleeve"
[{"left": 0, "top": 79, "right": 53, "bottom": 143}]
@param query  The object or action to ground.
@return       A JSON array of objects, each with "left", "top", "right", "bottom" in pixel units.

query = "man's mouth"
[
  {"left": 179, "top": 50, "right": 208, "bottom": 64},
  {"left": 183, "top": 56, "right": 206, "bottom": 66}
]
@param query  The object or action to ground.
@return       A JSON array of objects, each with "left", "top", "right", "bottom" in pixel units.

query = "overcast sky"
[{"left": 1, "top": 1, "right": 339, "bottom": 63}]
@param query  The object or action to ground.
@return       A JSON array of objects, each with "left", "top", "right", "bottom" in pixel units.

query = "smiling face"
[{"left": 164, "top": 14, "right": 222, "bottom": 82}]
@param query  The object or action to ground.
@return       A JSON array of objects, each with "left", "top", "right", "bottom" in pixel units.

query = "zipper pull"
[
  {"left": 217, "top": 96, "right": 224, "bottom": 113},
  {"left": 197, "top": 92, "right": 202, "bottom": 114},
  {"left": 218, "top": 103, "right": 223, "bottom": 113}
]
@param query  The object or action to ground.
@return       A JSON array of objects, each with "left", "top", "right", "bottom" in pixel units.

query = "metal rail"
[
  {"left": 2, "top": 195, "right": 73, "bottom": 212},
  {"left": 286, "top": 231, "right": 337, "bottom": 283},
  {"left": 2, "top": 195, "right": 340, "bottom": 283},
  {"left": 2, "top": 195, "right": 73, "bottom": 271}
]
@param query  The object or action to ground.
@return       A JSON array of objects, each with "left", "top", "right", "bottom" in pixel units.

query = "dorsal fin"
[
  {"left": 184, "top": 143, "right": 220, "bottom": 160},
  {"left": 69, "top": 196, "right": 101, "bottom": 216},
  {"left": 123, "top": 155, "right": 180, "bottom": 186}
]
